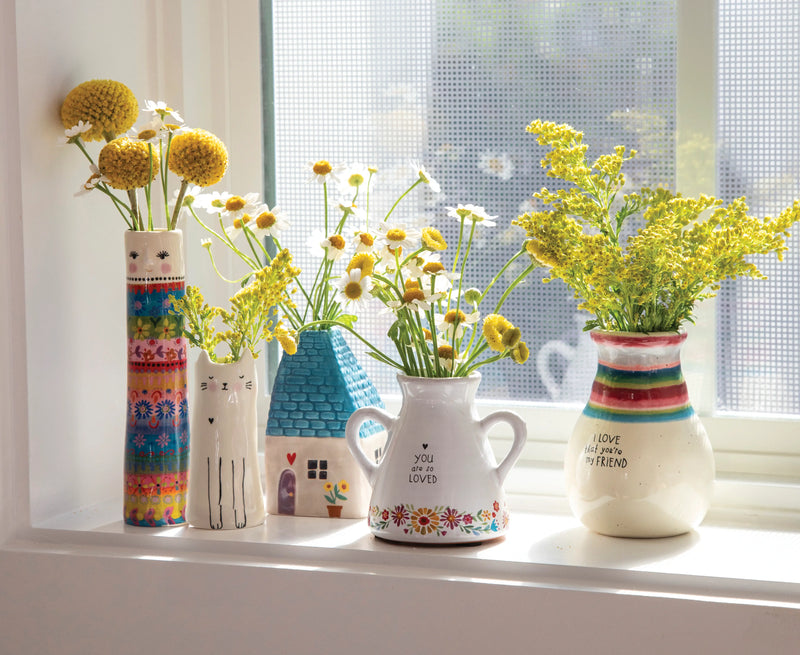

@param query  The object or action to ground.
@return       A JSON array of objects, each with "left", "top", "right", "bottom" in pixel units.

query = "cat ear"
[
  {"left": 197, "top": 349, "right": 213, "bottom": 366},
  {"left": 239, "top": 349, "right": 254, "bottom": 364}
]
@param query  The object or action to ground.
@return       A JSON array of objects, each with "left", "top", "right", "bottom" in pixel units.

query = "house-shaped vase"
[{"left": 265, "top": 328, "right": 385, "bottom": 518}]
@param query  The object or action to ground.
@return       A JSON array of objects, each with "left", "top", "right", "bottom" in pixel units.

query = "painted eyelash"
[
  {"left": 129, "top": 250, "right": 139, "bottom": 259},
  {"left": 156, "top": 250, "right": 170, "bottom": 259}
]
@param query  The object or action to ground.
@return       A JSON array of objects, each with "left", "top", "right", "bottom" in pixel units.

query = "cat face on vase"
[{"left": 187, "top": 349, "right": 266, "bottom": 529}]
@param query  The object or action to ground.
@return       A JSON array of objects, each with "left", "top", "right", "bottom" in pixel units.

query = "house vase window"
[{"left": 265, "top": 328, "right": 385, "bottom": 518}]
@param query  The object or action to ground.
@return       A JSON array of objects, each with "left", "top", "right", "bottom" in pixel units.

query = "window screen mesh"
[
  {"left": 269, "top": 0, "right": 677, "bottom": 401},
  {"left": 717, "top": 0, "right": 800, "bottom": 415}
]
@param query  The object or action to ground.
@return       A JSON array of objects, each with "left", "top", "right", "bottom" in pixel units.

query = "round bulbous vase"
[
  {"left": 346, "top": 373, "right": 527, "bottom": 545},
  {"left": 564, "top": 331, "right": 715, "bottom": 538},
  {"left": 124, "top": 229, "right": 189, "bottom": 527}
]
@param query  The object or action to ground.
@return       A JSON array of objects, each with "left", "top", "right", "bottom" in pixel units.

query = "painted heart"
[
  {"left": 287, "top": 452, "right": 297, "bottom": 465},
  {"left": 422, "top": 443, "right": 428, "bottom": 449}
]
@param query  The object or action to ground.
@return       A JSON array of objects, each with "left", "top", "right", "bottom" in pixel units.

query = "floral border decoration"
[{"left": 368, "top": 501, "right": 509, "bottom": 538}]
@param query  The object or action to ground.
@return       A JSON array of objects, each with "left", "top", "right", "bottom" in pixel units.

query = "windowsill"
[{"left": 14, "top": 491, "right": 800, "bottom": 609}]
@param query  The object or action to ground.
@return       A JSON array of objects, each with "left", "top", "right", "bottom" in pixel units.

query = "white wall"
[{"left": 1, "top": 1, "right": 798, "bottom": 653}]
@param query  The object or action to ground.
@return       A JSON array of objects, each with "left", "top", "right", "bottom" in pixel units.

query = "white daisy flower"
[
  {"left": 143, "top": 100, "right": 184, "bottom": 125},
  {"left": 375, "top": 221, "right": 421, "bottom": 252},
  {"left": 305, "top": 229, "right": 326, "bottom": 259},
  {"left": 478, "top": 151, "right": 514, "bottom": 180},
  {"left": 336, "top": 269, "right": 374, "bottom": 308},
  {"left": 352, "top": 229, "right": 377, "bottom": 254},
  {"left": 224, "top": 213, "right": 256, "bottom": 242},
  {"left": 446, "top": 204, "right": 497, "bottom": 228},
  {"left": 437, "top": 308, "right": 480, "bottom": 340},
  {"left": 250, "top": 206, "right": 289, "bottom": 239},
  {"left": 385, "top": 286, "right": 444, "bottom": 314},
  {"left": 320, "top": 234, "right": 347, "bottom": 262},
  {"left": 419, "top": 258, "right": 460, "bottom": 290},
  {"left": 306, "top": 159, "right": 345, "bottom": 185},
  {"left": 219, "top": 192, "right": 261, "bottom": 222},
  {"left": 131, "top": 118, "right": 164, "bottom": 144},
  {"left": 58, "top": 120, "right": 92, "bottom": 145},
  {"left": 339, "top": 163, "right": 371, "bottom": 192},
  {"left": 195, "top": 191, "right": 234, "bottom": 215},
  {"left": 410, "top": 160, "right": 441, "bottom": 193},
  {"left": 74, "top": 164, "right": 109, "bottom": 197}
]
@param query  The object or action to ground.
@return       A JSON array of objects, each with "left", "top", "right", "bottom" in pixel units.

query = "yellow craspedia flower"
[
  {"left": 60, "top": 79, "right": 139, "bottom": 142},
  {"left": 168, "top": 128, "right": 228, "bottom": 187},
  {"left": 98, "top": 137, "right": 158, "bottom": 190},
  {"left": 482, "top": 314, "right": 514, "bottom": 352},
  {"left": 421, "top": 227, "right": 447, "bottom": 251},
  {"left": 276, "top": 329, "right": 297, "bottom": 355}
]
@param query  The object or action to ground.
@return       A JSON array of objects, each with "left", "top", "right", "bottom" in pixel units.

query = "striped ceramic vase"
[
  {"left": 564, "top": 331, "right": 715, "bottom": 537},
  {"left": 124, "top": 230, "right": 190, "bottom": 526}
]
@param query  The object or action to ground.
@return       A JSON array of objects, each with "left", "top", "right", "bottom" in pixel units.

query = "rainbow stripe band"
[{"left": 583, "top": 362, "right": 694, "bottom": 423}]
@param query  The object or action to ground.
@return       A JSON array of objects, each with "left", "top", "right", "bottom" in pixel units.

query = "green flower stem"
[
  {"left": 127, "top": 189, "right": 143, "bottom": 231},
  {"left": 170, "top": 180, "right": 189, "bottom": 231},
  {"left": 480, "top": 248, "right": 527, "bottom": 304},
  {"left": 93, "top": 183, "right": 134, "bottom": 230},
  {"left": 492, "top": 263, "right": 536, "bottom": 315},
  {"left": 383, "top": 178, "right": 422, "bottom": 223}
]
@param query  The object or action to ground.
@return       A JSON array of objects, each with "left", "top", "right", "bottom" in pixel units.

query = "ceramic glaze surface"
[
  {"left": 346, "top": 374, "right": 527, "bottom": 544},
  {"left": 265, "top": 328, "right": 385, "bottom": 518},
  {"left": 187, "top": 351, "right": 265, "bottom": 529},
  {"left": 124, "top": 230, "right": 189, "bottom": 526},
  {"left": 564, "top": 331, "right": 715, "bottom": 538}
]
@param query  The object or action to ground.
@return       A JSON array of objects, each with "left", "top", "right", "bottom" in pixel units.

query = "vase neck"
[
  {"left": 584, "top": 332, "right": 693, "bottom": 423},
  {"left": 398, "top": 374, "right": 480, "bottom": 406}
]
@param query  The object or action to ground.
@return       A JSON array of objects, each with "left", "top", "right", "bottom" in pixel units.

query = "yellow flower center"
[
  {"left": 328, "top": 235, "right": 345, "bottom": 250},
  {"left": 386, "top": 228, "right": 407, "bottom": 242},
  {"left": 357, "top": 232, "right": 374, "bottom": 246},
  {"left": 387, "top": 245, "right": 402, "bottom": 257},
  {"left": 348, "top": 173, "right": 364, "bottom": 186},
  {"left": 347, "top": 253, "right": 375, "bottom": 276},
  {"left": 402, "top": 289, "right": 425, "bottom": 303},
  {"left": 256, "top": 211, "right": 277, "bottom": 229},
  {"left": 423, "top": 262, "right": 446, "bottom": 274},
  {"left": 137, "top": 129, "right": 157, "bottom": 141},
  {"left": 233, "top": 215, "right": 252, "bottom": 230},
  {"left": 225, "top": 196, "right": 246, "bottom": 212},
  {"left": 422, "top": 227, "right": 447, "bottom": 251},
  {"left": 313, "top": 160, "right": 333, "bottom": 175},
  {"left": 423, "top": 328, "right": 433, "bottom": 340},
  {"left": 343, "top": 281, "right": 364, "bottom": 300},
  {"left": 437, "top": 344, "right": 454, "bottom": 359},
  {"left": 405, "top": 280, "right": 420, "bottom": 290},
  {"left": 444, "top": 309, "right": 466, "bottom": 324}
]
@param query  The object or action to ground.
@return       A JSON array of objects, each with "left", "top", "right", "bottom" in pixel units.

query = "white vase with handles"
[{"left": 345, "top": 373, "right": 527, "bottom": 544}]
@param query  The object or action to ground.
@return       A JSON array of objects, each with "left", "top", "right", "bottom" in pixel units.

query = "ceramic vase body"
[
  {"left": 124, "top": 230, "right": 189, "bottom": 526},
  {"left": 187, "top": 351, "right": 265, "bottom": 529},
  {"left": 346, "top": 374, "right": 527, "bottom": 544},
  {"left": 264, "top": 328, "right": 385, "bottom": 518},
  {"left": 565, "top": 331, "right": 715, "bottom": 538}
]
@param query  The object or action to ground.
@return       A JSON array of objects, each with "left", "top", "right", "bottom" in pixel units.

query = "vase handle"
[
  {"left": 345, "top": 407, "right": 395, "bottom": 487},
  {"left": 480, "top": 410, "right": 527, "bottom": 484}
]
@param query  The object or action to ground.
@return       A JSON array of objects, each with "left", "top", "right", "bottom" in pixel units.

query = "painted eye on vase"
[
  {"left": 129, "top": 250, "right": 139, "bottom": 259},
  {"left": 156, "top": 250, "right": 170, "bottom": 260}
]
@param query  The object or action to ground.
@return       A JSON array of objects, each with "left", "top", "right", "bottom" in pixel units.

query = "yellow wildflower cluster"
[
  {"left": 169, "top": 249, "right": 300, "bottom": 362},
  {"left": 514, "top": 121, "right": 800, "bottom": 332}
]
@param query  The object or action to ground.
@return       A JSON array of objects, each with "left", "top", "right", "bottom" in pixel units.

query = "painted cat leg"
[
  {"left": 207, "top": 457, "right": 223, "bottom": 529},
  {"left": 232, "top": 458, "right": 247, "bottom": 528}
]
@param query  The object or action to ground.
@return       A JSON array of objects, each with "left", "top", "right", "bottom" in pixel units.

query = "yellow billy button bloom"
[
  {"left": 275, "top": 328, "right": 298, "bottom": 355},
  {"left": 510, "top": 341, "right": 530, "bottom": 364},
  {"left": 98, "top": 137, "right": 158, "bottom": 190},
  {"left": 421, "top": 227, "right": 447, "bottom": 251},
  {"left": 168, "top": 128, "right": 228, "bottom": 187},
  {"left": 60, "top": 79, "right": 139, "bottom": 142},
  {"left": 482, "top": 314, "right": 514, "bottom": 352}
]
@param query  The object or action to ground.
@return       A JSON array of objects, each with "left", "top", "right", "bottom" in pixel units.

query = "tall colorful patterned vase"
[
  {"left": 564, "top": 330, "right": 715, "bottom": 538},
  {"left": 265, "top": 328, "right": 385, "bottom": 518},
  {"left": 124, "top": 230, "right": 189, "bottom": 526}
]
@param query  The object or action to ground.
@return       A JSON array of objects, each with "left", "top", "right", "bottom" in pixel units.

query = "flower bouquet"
[{"left": 514, "top": 120, "right": 800, "bottom": 537}]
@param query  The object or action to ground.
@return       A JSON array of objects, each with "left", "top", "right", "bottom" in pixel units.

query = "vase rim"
[
  {"left": 397, "top": 372, "right": 481, "bottom": 383},
  {"left": 590, "top": 329, "right": 687, "bottom": 346},
  {"left": 125, "top": 227, "right": 182, "bottom": 233}
]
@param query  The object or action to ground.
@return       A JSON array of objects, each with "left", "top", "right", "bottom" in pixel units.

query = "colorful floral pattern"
[
  {"left": 125, "top": 266, "right": 189, "bottom": 526},
  {"left": 369, "top": 500, "right": 509, "bottom": 538}
]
